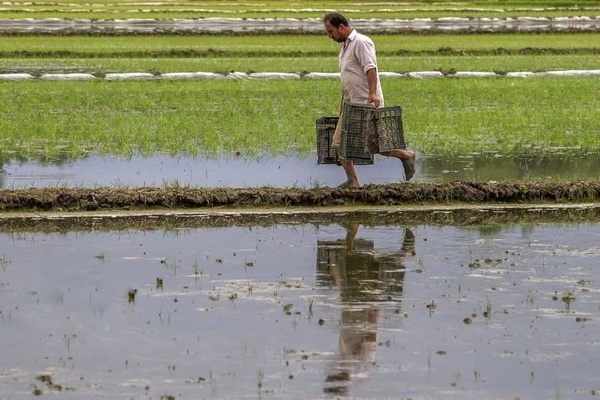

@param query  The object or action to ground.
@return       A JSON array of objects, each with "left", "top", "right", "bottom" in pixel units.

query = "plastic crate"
[
  {"left": 341, "top": 103, "right": 406, "bottom": 157},
  {"left": 316, "top": 116, "right": 374, "bottom": 165},
  {"left": 316, "top": 116, "right": 339, "bottom": 165}
]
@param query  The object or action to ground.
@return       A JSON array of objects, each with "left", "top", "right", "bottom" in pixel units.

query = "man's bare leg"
[
  {"left": 339, "top": 159, "right": 360, "bottom": 188},
  {"left": 380, "top": 149, "right": 416, "bottom": 181}
]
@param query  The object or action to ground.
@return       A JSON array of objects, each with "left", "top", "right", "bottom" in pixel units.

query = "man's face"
[{"left": 324, "top": 21, "right": 346, "bottom": 43}]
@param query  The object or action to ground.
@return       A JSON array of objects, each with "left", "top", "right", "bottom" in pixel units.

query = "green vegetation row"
[
  {"left": 2, "top": 0, "right": 599, "bottom": 20},
  {"left": 2, "top": 54, "right": 598, "bottom": 75},
  {"left": 0, "top": 77, "right": 598, "bottom": 161},
  {"left": 2, "top": 33, "right": 598, "bottom": 54},
  {"left": 1, "top": 10, "right": 597, "bottom": 19},
  {"left": 1, "top": 33, "right": 597, "bottom": 75}
]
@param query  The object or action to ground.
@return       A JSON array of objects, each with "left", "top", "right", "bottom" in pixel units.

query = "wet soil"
[{"left": 0, "top": 181, "right": 599, "bottom": 213}]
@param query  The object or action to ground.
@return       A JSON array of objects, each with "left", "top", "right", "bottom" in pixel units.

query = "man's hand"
[{"left": 368, "top": 93, "right": 381, "bottom": 107}]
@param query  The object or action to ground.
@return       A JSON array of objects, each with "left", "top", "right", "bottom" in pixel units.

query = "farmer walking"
[{"left": 323, "top": 12, "right": 416, "bottom": 188}]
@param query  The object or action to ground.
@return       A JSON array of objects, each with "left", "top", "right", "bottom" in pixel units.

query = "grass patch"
[
  {"left": 1, "top": 54, "right": 598, "bottom": 75},
  {"left": 1, "top": 34, "right": 599, "bottom": 55},
  {"left": 0, "top": 77, "right": 598, "bottom": 161}
]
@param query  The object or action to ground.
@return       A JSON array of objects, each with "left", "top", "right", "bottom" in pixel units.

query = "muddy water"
[
  {"left": 2, "top": 152, "right": 599, "bottom": 189},
  {"left": 1, "top": 215, "right": 599, "bottom": 398}
]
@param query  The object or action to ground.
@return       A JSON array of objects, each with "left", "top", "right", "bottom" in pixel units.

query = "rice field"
[
  {"left": 1, "top": 77, "right": 598, "bottom": 160},
  {"left": 2, "top": 4, "right": 600, "bottom": 399},
  {"left": 1, "top": 0, "right": 599, "bottom": 19},
  {"left": 0, "top": 0, "right": 599, "bottom": 176}
]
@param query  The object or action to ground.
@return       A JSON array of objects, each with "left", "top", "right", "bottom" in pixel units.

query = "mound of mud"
[{"left": 0, "top": 181, "right": 599, "bottom": 212}]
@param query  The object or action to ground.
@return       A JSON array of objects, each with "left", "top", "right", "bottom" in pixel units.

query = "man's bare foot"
[
  {"left": 402, "top": 152, "right": 416, "bottom": 181},
  {"left": 337, "top": 180, "right": 359, "bottom": 189}
]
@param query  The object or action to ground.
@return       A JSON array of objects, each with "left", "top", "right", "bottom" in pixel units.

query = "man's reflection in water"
[{"left": 316, "top": 223, "right": 415, "bottom": 395}]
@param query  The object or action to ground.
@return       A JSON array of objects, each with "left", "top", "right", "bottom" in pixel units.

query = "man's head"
[{"left": 323, "top": 12, "right": 351, "bottom": 43}]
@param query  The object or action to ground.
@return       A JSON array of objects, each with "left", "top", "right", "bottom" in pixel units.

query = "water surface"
[
  {"left": 2, "top": 152, "right": 598, "bottom": 189},
  {"left": 1, "top": 216, "right": 599, "bottom": 398}
]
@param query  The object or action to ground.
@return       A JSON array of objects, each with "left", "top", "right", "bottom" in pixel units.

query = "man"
[{"left": 323, "top": 12, "right": 416, "bottom": 188}]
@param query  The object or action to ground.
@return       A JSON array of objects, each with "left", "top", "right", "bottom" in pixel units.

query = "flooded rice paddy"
[
  {"left": 1, "top": 17, "right": 598, "bottom": 34},
  {"left": 2, "top": 152, "right": 599, "bottom": 189},
  {"left": 1, "top": 208, "right": 600, "bottom": 399}
]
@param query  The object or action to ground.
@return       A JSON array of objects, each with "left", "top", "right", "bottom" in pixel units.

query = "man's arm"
[{"left": 366, "top": 68, "right": 380, "bottom": 107}]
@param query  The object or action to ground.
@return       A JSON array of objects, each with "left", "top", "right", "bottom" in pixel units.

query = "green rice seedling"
[
  {"left": 390, "top": 76, "right": 600, "bottom": 157},
  {"left": 2, "top": 34, "right": 598, "bottom": 56},
  {"left": 2, "top": 54, "right": 598, "bottom": 76},
  {"left": 161, "top": 178, "right": 191, "bottom": 189},
  {"left": 0, "top": 77, "right": 598, "bottom": 160}
]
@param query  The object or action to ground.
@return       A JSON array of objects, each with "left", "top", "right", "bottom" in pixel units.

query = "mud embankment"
[{"left": 1, "top": 181, "right": 599, "bottom": 213}]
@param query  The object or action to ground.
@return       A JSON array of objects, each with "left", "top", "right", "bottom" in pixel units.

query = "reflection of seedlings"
[
  {"left": 128, "top": 289, "right": 137, "bottom": 302},
  {"left": 324, "top": 386, "right": 347, "bottom": 395},
  {"left": 578, "top": 279, "right": 591, "bottom": 293},
  {"left": 193, "top": 260, "right": 201, "bottom": 276},
  {"left": 34, "top": 374, "right": 74, "bottom": 393},
  {"left": 561, "top": 291, "right": 575, "bottom": 310},
  {"left": 450, "top": 369, "right": 462, "bottom": 387},
  {"left": 436, "top": 350, "right": 447, "bottom": 355},
  {"left": 426, "top": 300, "right": 436, "bottom": 314},
  {"left": 229, "top": 293, "right": 238, "bottom": 301},
  {"left": 283, "top": 304, "right": 293, "bottom": 315},
  {"left": 326, "top": 371, "right": 350, "bottom": 382},
  {"left": 257, "top": 369, "right": 263, "bottom": 389},
  {"left": 156, "top": 277, "right": 163, "bottom": 289},
  {"left": 483, "top": 297, "right": 492, "bottom": 319},
  {"left": 417, "top": 256, "right": 424, "bottom": 271},
  {"left": 468, "top": 260, "right": 481, "bottom": 269},
  {"left": 185, "top": 377, "right": 206, "bottom": 384},
  {"left": 0, "top": 254, "right": 10, "bottom": 270},
  {"left": 576, "top": 317, "right": 590, "bottom": 323}
]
